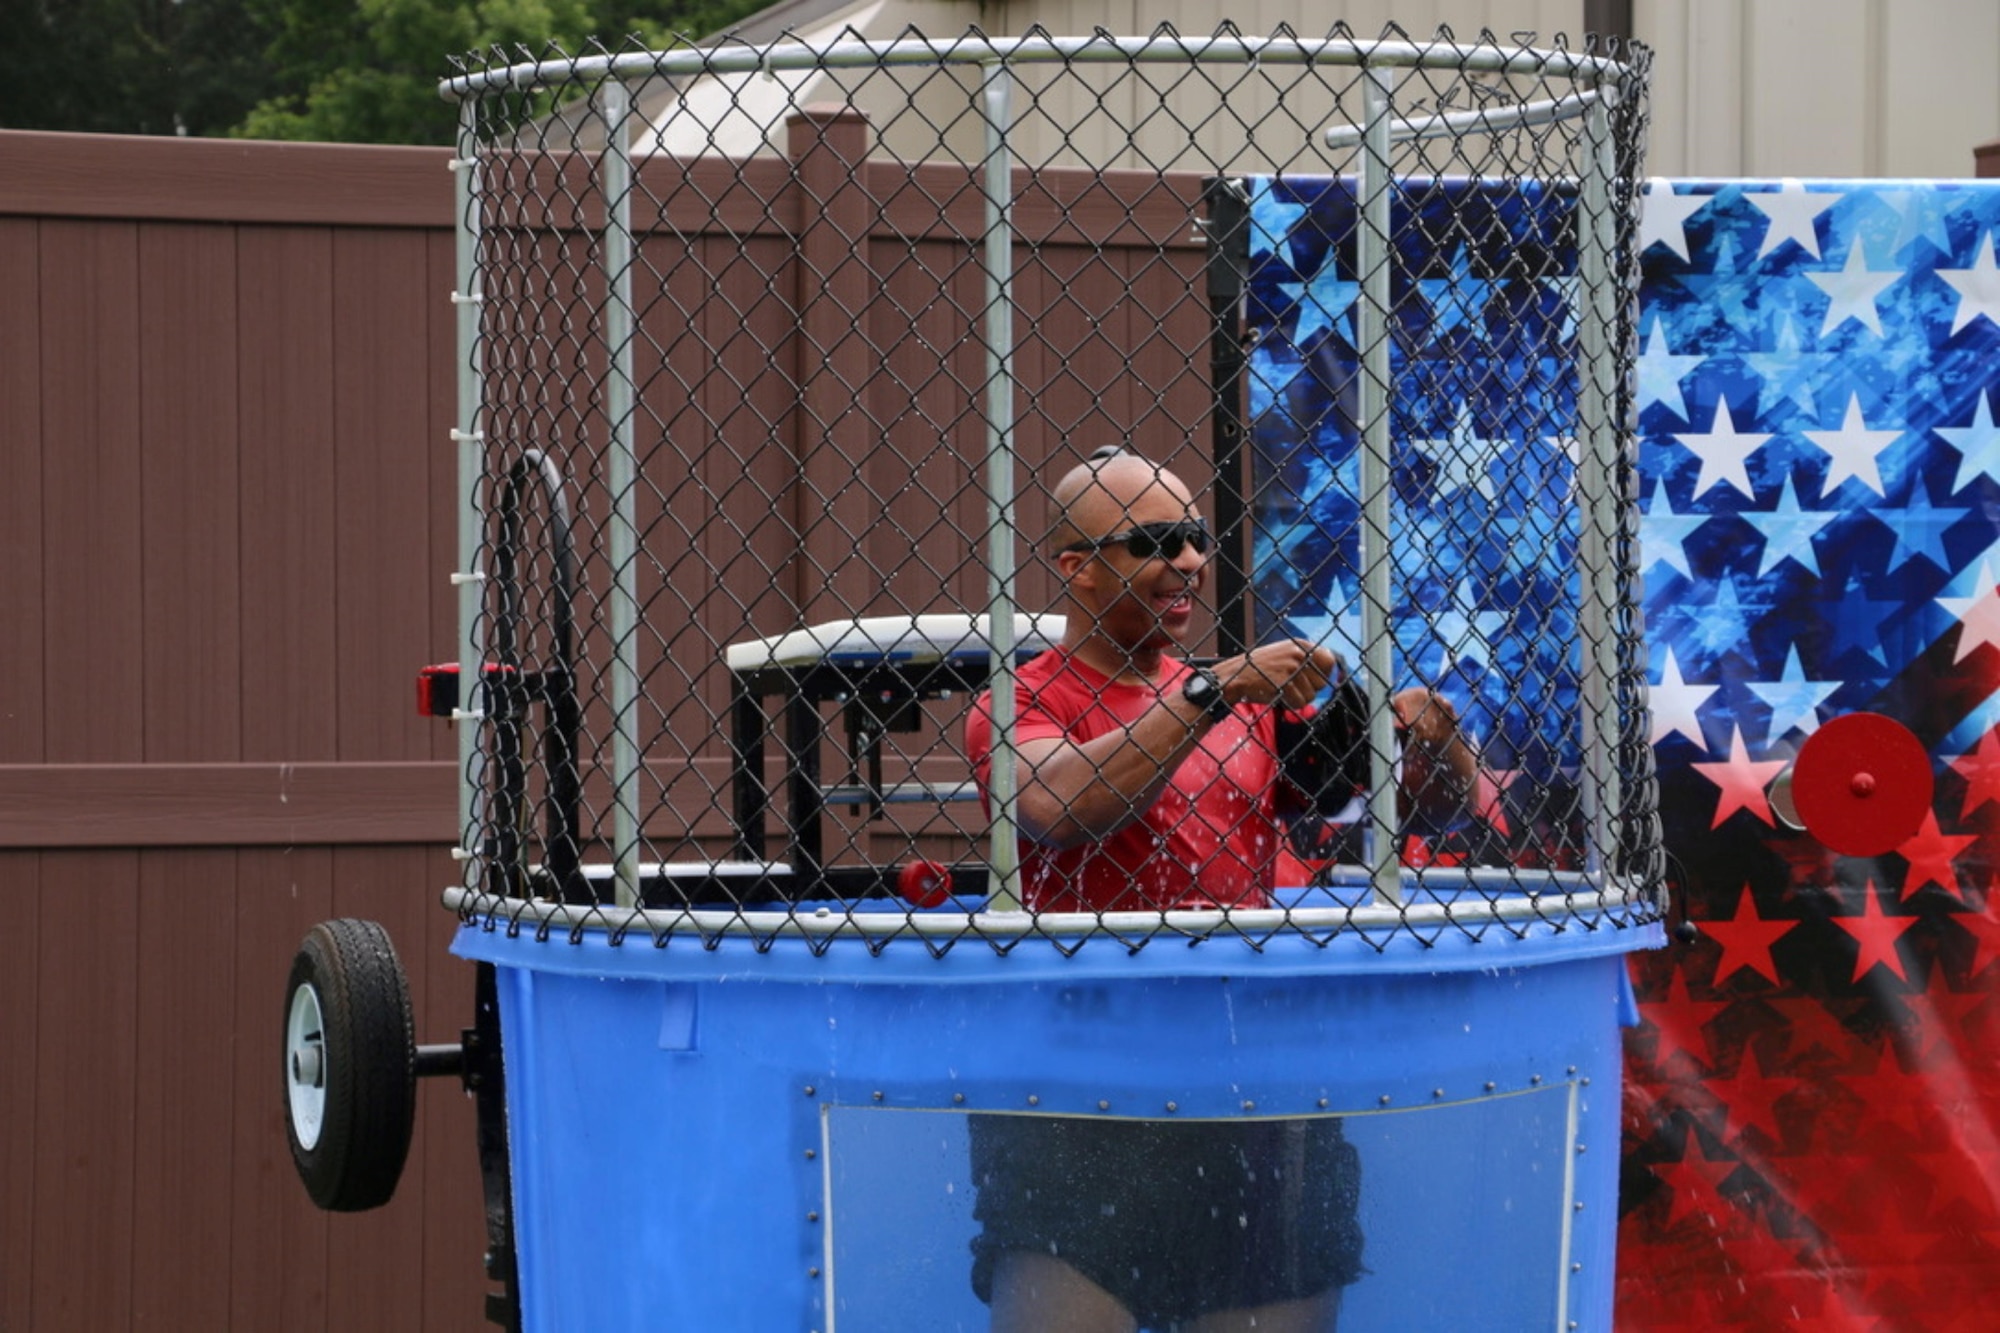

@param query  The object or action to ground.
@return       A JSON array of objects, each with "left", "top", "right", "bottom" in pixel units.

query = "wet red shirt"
[{"left": 967, "top": 650, "right": 1284, "bottom": 913}]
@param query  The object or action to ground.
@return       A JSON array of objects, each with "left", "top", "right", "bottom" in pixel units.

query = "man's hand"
[
  {"left": 1210, "top": 638, "right": 1338, "bottom": 712},
  {"left": 1391, "top": 688, "right": 1478, "bottom": 826}
]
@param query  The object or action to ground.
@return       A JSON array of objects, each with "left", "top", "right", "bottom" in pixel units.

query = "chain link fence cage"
[{"left": 437, "top": 23, "right": 1662, "bottom": 956}]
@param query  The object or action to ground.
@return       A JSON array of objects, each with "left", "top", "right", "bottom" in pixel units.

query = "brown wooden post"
[
  {"left": 785, "top": 105, "right": 879, "bottom": 624},
  {"left": 1977, "top": 139, "right": 2000, "bottom": 177}
]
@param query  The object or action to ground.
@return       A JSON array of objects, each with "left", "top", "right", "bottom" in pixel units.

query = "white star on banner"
[
  {"left": 1278, "top": 251, "right": 1359, "bottom": 348},
  {"left": 1803, "top": 393, "right": 1900, "bottom": 497},
  {"left": 1428, "top": 578, "right": 1507, "bottom": 669},
  {"left": 1430, "top": 405, "right": 1497, "bottom": 501},
  {"left": 1746, "top": 178, "right": 1837, "bottom": 260},
  {"left": 1885, "top": 480, "right": 1971, "bottom": 574},
  {"left": 1246, "top": 351, "right": 1313, "bottom": 425},
  {"left": 1742, "top": 310, "right": 1823, "bottom": 419},
  {"left": 1936, "top": 556, "right": 2000, "bottom": 664},
  {"left": 1649, "top": 645, "right": 1718, "bottom": 748},
  {"left": 1637, "top": 323, "right": 1705, "bottom": 422},
  {"left": 1806, "top": 239, "right": 1898, "bottom": 337},
  {"left": 1677, "top": 394, "right": 1770, "bottom": 501},
  {"left": 1250, "top": 194, "right": 1312, "bottom": 266},
  {"left": 1639, "top": 177, "right": 1708, "bottom": 262},
  {"left": 1939, "top": 232, "right": 2000, "bottom": 336},
  {"left": 1417, "top": 244, "right": 1492, "bottom": 341},
  {"left": 1744, "top": 473, "right": 1836, "bottom": 577},
  {"left": 1877, "top": 188, "right": 1955, "bottom": 260},
  {"left": 1944, "top": 389, "right": 2000, "bottom": 496},
  {"left": 1747, "top": 645, "right": 1840, "bottom": 740},
  {"left": 1640, "top": 476, "right": 1707, "bottom": 578},
  {"left": 1685, "top": 232, "right": 1757, "bottom": 337}
]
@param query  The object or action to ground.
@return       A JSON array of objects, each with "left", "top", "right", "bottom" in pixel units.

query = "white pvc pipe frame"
[{"left": 442, "top": 32, "right": 1646, "bottom": 917}]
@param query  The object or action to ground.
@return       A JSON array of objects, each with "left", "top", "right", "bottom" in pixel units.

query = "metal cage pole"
[
  {"left": 451, "top": 101, "right": 489, "bottom": 889},
  {"left": 602, "top": 79, "right": 642, "bottom": 908},
  {"left": 1355, "top": 64, "right": 1401, "bottom": 908},
  {"left": 1575, "top": 82, "right": 1622, "bottom": 883},
  {"left": 980, "top": 58, "right": 1023, "bottom": 915}
]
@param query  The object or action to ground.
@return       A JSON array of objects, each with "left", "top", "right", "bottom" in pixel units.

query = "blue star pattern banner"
[
  {"left": 1244, "top": 174, "right": 2000, "bottom": 1327},
  {"left": 1245, "top": 175, "right": 1593, "bottom": 784},
  {"left": 1622, "top": 178, "right": 2000, "bottom": 1330}
]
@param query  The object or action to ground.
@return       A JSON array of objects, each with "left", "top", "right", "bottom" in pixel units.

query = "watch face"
[{"left": 1183, "top": 669, "right": 1228, "bottom": 718}]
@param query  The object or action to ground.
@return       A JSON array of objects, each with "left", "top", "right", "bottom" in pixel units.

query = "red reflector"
[{"left": 417, "top": 664, "right": 461, "bottom": 717}]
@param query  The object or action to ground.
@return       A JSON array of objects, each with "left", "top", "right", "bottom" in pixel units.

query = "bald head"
[{"left": 1046, "top": 453, "right": 1195, "bottom": 554}]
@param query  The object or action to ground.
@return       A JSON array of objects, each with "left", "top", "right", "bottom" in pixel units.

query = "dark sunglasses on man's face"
[{"left": 1060, "top": 519, "right": 1213, "bottom": 561}]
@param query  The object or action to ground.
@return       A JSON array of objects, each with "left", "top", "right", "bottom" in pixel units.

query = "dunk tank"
[{"left": 282, "top": 27, "right": 1668, "bottom": 1330}]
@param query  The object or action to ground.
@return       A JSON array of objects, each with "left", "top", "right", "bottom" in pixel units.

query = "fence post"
[{"left": 785, "top": 106, "right": 879, "bottom": 626}]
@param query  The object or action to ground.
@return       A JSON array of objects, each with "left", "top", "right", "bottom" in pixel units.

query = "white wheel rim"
[{"left": 286, "top": 981, "right": 328, "bottom": 1150}]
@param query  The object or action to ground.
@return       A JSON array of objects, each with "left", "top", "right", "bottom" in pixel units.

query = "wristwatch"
[{"left": 1179, "top": 667, "right": 1234, "bottom": 724}]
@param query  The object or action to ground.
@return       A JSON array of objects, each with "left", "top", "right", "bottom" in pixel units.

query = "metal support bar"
[
  {"left": 1575, "top": 84, "right": 1622, "bottom": 882},
  {"left": 1356, "top": 64, "right": 1401, "bottom": 908},
  {"left": 415, "top": 1042, "right": 467, "bottom": 1080},
  {"left": 602, "top": 78, "right": 641, "bottom": 909},
  {"left": 465, "top": 962, "right": 519, "bottom": 1332},
  {"left": 451, "top": 100, "right": 488, "bottom": 896},
  {"left": 980, "top": 59, "right": 1023, "bottom": 915},
  {"left": 730, "top": 684, "right": 771, "bottom": 861}
]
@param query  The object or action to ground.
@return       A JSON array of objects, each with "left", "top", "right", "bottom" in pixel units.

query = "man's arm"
[{"left": 1012, "top": 640, "right": 1335, "bottom": 848}]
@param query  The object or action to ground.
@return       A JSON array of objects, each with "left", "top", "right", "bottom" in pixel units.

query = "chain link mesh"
[{"left": 440, "top": 24, "right": 1663, "bottom": 954}]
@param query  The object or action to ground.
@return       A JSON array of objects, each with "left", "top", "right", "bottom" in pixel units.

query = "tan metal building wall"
[
  {"left": 693, "top": 0, "right": 1999, "bottom": 178},
  {"left": 1637, "top": 0, "right": 2000, "bottom": 179}
]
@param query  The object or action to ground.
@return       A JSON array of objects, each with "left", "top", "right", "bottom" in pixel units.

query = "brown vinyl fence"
[
  {"left": 1, "top": 127, "right": 483, "bottom": 1332},
  {"left": 0, "top": 125, "right": 1208, "bottom": 1329}
]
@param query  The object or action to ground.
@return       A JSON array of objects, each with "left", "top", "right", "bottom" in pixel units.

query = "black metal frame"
[
  {"left": 459, "top": 448, "right": 582, "bottom": 1331},
  {"left": 1203, "top": 175, "right": 1254, "bottom": 658},
  {"left": 488, "top": 449, "right": 586, "bottom": 904},
  {"left": 728, "top": 657, "right": 1000, "bottom": 878}
]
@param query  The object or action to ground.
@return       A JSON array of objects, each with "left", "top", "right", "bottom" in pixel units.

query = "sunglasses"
[{"left": 1060, "top": 519, "right": 1213, "bottom": 561}]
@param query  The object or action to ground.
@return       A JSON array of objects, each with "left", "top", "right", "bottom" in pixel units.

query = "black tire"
[{"left": 282, "top": 918, "right": 417, "bottom": 1212}]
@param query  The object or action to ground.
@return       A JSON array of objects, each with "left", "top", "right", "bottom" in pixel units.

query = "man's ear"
[{"left": 1055, "top": 548, "right": 1093, "bottom": 587}]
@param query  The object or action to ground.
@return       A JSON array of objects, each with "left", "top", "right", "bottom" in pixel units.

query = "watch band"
[{"left": 1180, "top": 667, "right": 1234, "bottom": 723}]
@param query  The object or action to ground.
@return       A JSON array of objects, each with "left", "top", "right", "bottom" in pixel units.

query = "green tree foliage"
[
  {"left": 0, "top": 0, "right": 281, "bottom": 136},
  {"left": 0, "top": 0, "right": 767, "bottom": 145}
]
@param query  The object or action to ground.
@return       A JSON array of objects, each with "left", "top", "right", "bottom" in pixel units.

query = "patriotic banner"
[{"left": 1244, "top": 175, "right": 2000, "bottom": 1327}]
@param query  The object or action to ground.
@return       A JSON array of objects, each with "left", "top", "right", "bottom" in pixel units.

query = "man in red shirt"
[
  {"left": 962, "top": 450, "right": 1381, "bottom": 1332},
  {"left": 966, "top": 449, "right": 1340, "bottom": 914}
]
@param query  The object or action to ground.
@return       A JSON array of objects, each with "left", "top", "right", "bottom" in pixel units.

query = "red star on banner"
[
  {"left": 1833, "top": 878, "right": 1920, "bottom": 984},
  {"left": 1705, "top": 884, "right": 1796, "bottom": 986},
  {"left": 1690, "top": 724, "right": 1789, "bottom": 827},
  {"left": 1896, "top": 810, "right": 1977, "bottom": 903},
  {"left": 1771, "top": 985, "right": 1876, "bottom": 1073},
  {"left": 1910, "top": 956, "right": 1995, "bottom": 1065},
  {"left": 1697, "top": 1066, "right": 1799, "bottom": 1148},
  {"left": 1946, "top": 726, "right": 2000, "bottom": 818},
  {"left": 1654, "top": 1150, "right": 1743, "bottom": 1229},
  {"left": 1916, "top": 1148, "right": 2000, "bottom": 1226},
  {"left": 1646, "top": 962, "right": 1731, "bottom": 1070}
]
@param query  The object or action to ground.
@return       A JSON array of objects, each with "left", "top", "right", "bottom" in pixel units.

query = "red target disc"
[
  {"left": 1790, "top": 713, "right": 1933, "bottom": 857},
  {"left": 897, "top": 860, "right": 951, "bottom": 909}
]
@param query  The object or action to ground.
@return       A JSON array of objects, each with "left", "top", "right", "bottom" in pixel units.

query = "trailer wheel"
[{"left": 283, "top": 918, "right": 417, "bottom": 1212}]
